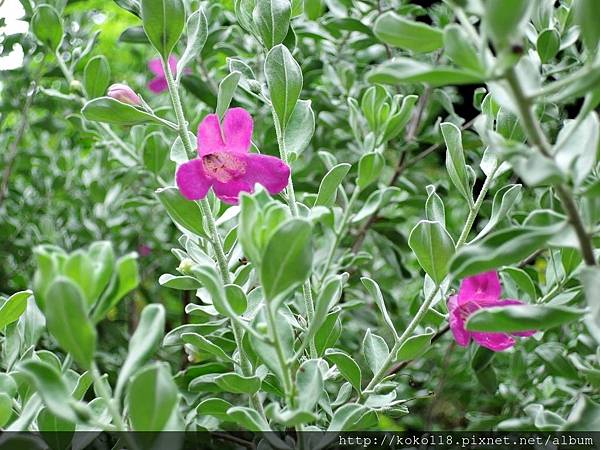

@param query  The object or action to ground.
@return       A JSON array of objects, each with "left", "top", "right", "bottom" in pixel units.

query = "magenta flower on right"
[{"left": 448, "top": 271, "right": 535, "bottom": 352}]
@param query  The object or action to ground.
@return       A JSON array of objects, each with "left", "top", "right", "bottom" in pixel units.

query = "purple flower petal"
[
  {"left": 148, "top": 57, "right": 163, "bottom": 76},
  {"left": 239, "top": 153, "right": 290, "bottom": 195},
  {"left": 472, "top": 331, "right": 516, "bottom": 352},
  {"left": 448, "top": 295, "right": 470, "bottom": 347},
  {"left": 213, "top": 179, "right": 253, "bottom": 205},
  {"left": 197, "top": 114, "right": 226, "bottom": 156},
  {"left": 175, "top": 159, "right": 213, "bottom": 200},
  {"left": 222, "top": 108, "right": 253, "bottom": 153},
  {"left": 458, "top": 271, "right": 501, "bottom": 306},
  {"left": 148, "top": 77, "right": 168, "bottom": 93}
]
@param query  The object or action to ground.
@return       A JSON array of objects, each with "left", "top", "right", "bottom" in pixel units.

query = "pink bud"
[{"left": 107, "top": 83, "right": 141, "bottom": 105}]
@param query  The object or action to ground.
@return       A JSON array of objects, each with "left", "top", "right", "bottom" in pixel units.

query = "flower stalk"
[{"left": 161, "top": 57, "right": 265, "bottom": 416}]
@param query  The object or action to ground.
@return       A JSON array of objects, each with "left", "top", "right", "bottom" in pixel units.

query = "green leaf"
[
  {"left": 115, "top": 304, "right": 165, "bottom": 399},
  {"left": 17, "top": 360, "right": 83, "bottom": 424},
  {"left": 310, "top": 276, "right": 342, "bottom": 338},
  {"left": 382, "top": 94, "right": 418, "bottom": 142},
  {"left": 425, "top": 185, "right": 445, "bottom": 226},
  {"left": 214, "top": 373, "right": 261, "bottom": 394},
  {"left": 156, "top": 186, "right": 207, "bottom": 238},
  {"left": 408, "top": 220, "right": 455, "bottom": 285},
  {"left": 357, "top": 153, "right": 384, "bottom": 190},
  {"left": 38, "top": 407, "right": 75, "bottom": 443},
  {"left": 373, "top": 12, "right": 443, "bottom": 53},
  {"left": 177, "top": 8, "right": 208, "bottom": 79},
  {"left": 0, "top": 290, "right": 31, "bottom": 329},
  {"left": 63, "top": 249, "right": 95, "bottom": 305},
  {"left": 88, "top": 241, "right": 115, "bottom": 302},
  {"left": 441, "top": 122, "right": 472, "bottom": 205},
  {"left": 143, "top": 132, "right": 168, "bottom": 175},
  {"left": 189, "top": 264, "right": 235, "bottom": 317},
  {"left": 443, "top": 24, "right": 482, "bottom": 73},
  {"left": 451, "top": 224, "right": 565, "bottom": 278},
  {"left": 483, "top": 0, "right": 532, "bottom": 47},
  {"left": 81, "top": 97, "right": 165, "bottom": 127},
  {"left": 581, "top": 267, "right": 600, "bottom": 333},
  {"left": 260, "top": 218, "right": 313, "bottom": 302},
  {"left": 141, "top": 0, "right": 185, "bottom": 58},
  {"left": 45, "top": 278, "right": 96, "bottom": 369},
  {"left": 362, "top": 329, "right": 389, "bottom": 376},
  {"left": 216, "top": 71, "right": 241, "bottom": 118},
  {"left": 563, "top": 396, "right": 600, "bottom": 430},
  {"left": 361, "top": 278, "right": 397, "bottom": 339},
  {"left": 296, "top": 359, "right": 323, "bottom": 411},
  {"left": 265, "top": 44, "right": 302, "bottom": 128},
  {"left": 196, "top": 398, "right": 232, "bottom": 421},
  {"left": 314, "top": 163, "right": 351, "bottom": 207},
  {"left": 158, "top": 274, "right": 202, "bottom": 290},
  {"left": 227, "top": 406, "right": 270, "bottom": 431},
  {"left": 324, "top": 349, "right": 361, "bottom": 393},
  {"left": 396, "top": 328, "right": 435, "bottom": 361},
  {"left": 83, "top": 55, "right": 111, "bottom": 99},
  {"left": 361, "top": 85, "right": 387, "bottom": 131},
  {"left": 114, "top": 253, "right": 140, "bottom": 304},
  {"left": 163, "top": 322, "right": 227, "bottom": 346},
  {"left": 574, "top": 0, "right": 600, "bottom": 51},
  {"left": 128, "top": 363, "right": 178, "bottom": 431},
  {"left": 554, "top": 112, "right": 599, "bottom": 186},
  {"left": 251, "top": 308, "right": 294, "bottom": 381},
  {"left": 466, "top": 304, "right": 584, "bottom": 333},
  {"left": 182, "top": 333, "right": 233, "bottom": 362},
  {"left": 473, "top": 184, "right": 522, "bottom": 241},
  {"left": 31, "top": 4, "right": 63, "bottom": 51},
  {"left": 119, "top": 26, "right": 148, "bottom": 43},
  {"left": 0, "top": 393, "right": 12, "bottom": 427},
  {"left": 224, "top": 284, "right": 248, "bottom": 315},
  {"left": 253, "top": 0, "right": 291, "bottom": 49},
  {"left": 327, "top": 403, "right": 369, "bottom": 432},
  {"left": 537, "top": 28, "right": 560, "bottom": 64},
  {"left": 368, "top": 58, "right": 484, "bottom": 87},
  {"left": 284, "top": 99, "right": 315, "bottom": 158}
]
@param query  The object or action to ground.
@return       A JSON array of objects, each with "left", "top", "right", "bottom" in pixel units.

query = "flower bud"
[
  {"left": 107, "top": 83, "right": 141, "bottom": 105},
  {"left": 177, "top": 258, "right": 195, "bottom": 275},
  {"left": 69, "top": 80, "right": 83, "bottom": 94}
]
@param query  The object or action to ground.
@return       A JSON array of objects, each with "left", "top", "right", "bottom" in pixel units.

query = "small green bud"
[
  {"left": 178, "top": 258, "right": 195, "bottom": 275},
  {"left": 69, "top": 80, "right": 83, "bottom": 94}
]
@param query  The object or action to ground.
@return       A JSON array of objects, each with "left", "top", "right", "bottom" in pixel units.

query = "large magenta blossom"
[
  {"left": 148, "top": 56, "right": 177, "bottom": 93},
  {"left": 176, "top": 108, "right": 290, "bottom": 205},
  {"left": 448, "top": 271, "right": 535, "bottom": 352}
]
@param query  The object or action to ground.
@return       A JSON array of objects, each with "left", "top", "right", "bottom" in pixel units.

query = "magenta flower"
[
  {"left": 107, "top": 83, "right": 141, "bottom": 105},
  {"left": 137, "top": 244, "right": 152, "bottom": 257},
  {"left": 448, "top": 271, "right": 535, "bottom": 352},
  {"left": 147, "top": 56, "right": 177, "bottom": 93},
  {"left": 175, "top": 108, "right": 290, "bottom": 205}
]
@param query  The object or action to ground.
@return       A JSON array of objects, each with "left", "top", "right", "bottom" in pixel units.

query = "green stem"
[
  {"left": 317, "top": 188, "right": 361, "bottom": 287},
  {"left": 456, "top": 167, "right": 496, "bottom": 248},
  {"left": 162, "top": 58, "right": 265, "bottom": 417},
  {"left": 505, "top": 67, "right": 596, "bottom": 266},
  {"left": 272, "top": 111, "right": 318, "bottom": 358},
  {"left": 90, "top": 363, "right": 127, "bottom": 432},
  {"left": 361, "top": 285, "right": 440, "bottom": 397},
  {"left": 55, "top": 51, "right": 74, "bottom": 85},
  {"left": 361, "top": 167, "right": 497, "bottom": 399},
  {"left": 265, "top": 302, "right": 295, "bottom": 407}
]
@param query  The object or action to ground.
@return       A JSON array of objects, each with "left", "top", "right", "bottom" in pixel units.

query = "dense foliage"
[{"left": 1, "top": 0, "right": 600, "bottom": 442}]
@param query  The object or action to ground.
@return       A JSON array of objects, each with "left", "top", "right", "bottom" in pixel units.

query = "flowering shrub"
[{"left": 1, "top": 0, "right": 600, "bottom": 442}]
